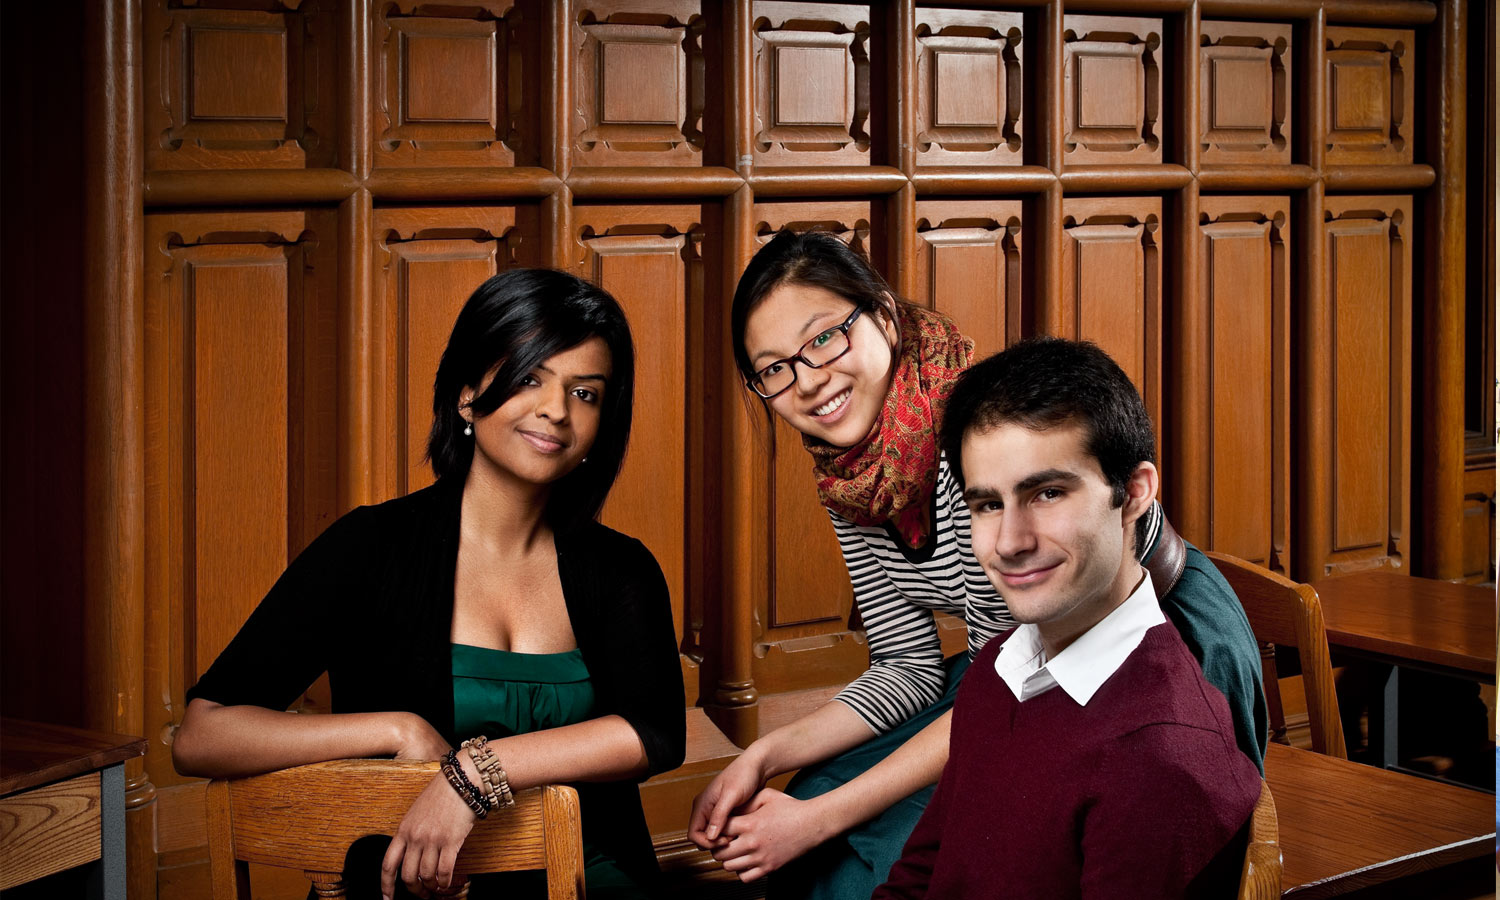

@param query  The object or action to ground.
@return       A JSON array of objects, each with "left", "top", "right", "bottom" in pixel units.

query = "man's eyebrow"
[
  {"left": 962, "top": 486, "right": 1000, "bottom": 503},
  {"left": 750, "top": 310, "right": 844, "bottom": 366},
  {"left": 1014, "top": 469, "right": 1083, "bottom": 493}
]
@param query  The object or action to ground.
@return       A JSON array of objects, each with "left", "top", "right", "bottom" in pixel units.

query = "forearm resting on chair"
[{"left": 486, "top": 715, "right": 649, "bottom": 790}]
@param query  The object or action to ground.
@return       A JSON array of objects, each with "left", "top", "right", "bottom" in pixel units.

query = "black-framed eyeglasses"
[{"left": 747, "top": 307, "right": 863, "bottom": 399}]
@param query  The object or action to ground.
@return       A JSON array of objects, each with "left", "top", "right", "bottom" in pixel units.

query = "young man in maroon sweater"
[{"left": 873, "top": 338, "right": 1261, "bottom": 900}]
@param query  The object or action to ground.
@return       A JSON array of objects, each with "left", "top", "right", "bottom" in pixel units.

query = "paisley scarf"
[{"left": 805, "top": 303, "right": 973, "bottom": 549}]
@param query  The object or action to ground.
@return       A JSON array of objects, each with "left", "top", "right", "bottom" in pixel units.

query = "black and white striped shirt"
[{"left": 830, "top": 454, "right": 1163, "bottom": 734}]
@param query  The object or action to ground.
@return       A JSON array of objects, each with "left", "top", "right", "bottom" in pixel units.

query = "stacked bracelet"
[
  {"left": 441, "top": 749, "right": 490, "bottom": 819},
  {"left": 460, "top": 735, "right": 516, "bottom": 810}
]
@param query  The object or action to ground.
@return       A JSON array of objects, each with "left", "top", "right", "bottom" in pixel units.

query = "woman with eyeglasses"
[
  {"left": 689, "top": 230, "right": 1264, "bottom": 899},
  {"left": 173, "top": 268, "right": 685, "bottom": 899}
]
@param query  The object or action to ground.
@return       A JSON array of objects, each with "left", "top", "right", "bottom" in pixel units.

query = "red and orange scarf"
[{"left": 804, "top": 303, "right": 973, "bottom": 549}]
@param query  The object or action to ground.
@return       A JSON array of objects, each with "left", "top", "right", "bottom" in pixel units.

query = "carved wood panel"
[
  {"left": 142, "top": 210, "right": 338, "bottom": 793},
  {"left": 371, "top": 207, "right": 529, "bottom": 498},
  {"left": 750, "top": 201, "right": 877, "bottom": 694},
  {"left": 144, "top": 1, "right": 337, "bottom": 171},
  {"left": 1310, "top": 195, "right": 1412, "bottom": 578},
  {"left": 1059, "top": 197, "right": 1163, "bottom": 445},
  {"left": 753, "top": 2, "right": 873, "bottom": 167},
  {"left": 1324, "top": 27, "right": 1414, "bottom": 165},
  {"left": 1176, "top": 196, "right": 1291, "bottom": 574},
  {"left": 913, "top": 199, "right": 1023, "bottom": 360},
  {"left": 1200, "top": 21, "right": 1291, "bottom": 166},
  {"left": 574, "top": 1, "right": 708, "bottom": 166},
  {"left": 372, "top": 1, "right": 527, "bottom": 168},
  {"left": 914, "top": 8, "right": 1023, "bottom": 167},
  {"left": 1063, "top": 15, "right": 1162, "bottom": 165},
  {"left": 571, "top": 204, "right": 714, "bottom": 703}
]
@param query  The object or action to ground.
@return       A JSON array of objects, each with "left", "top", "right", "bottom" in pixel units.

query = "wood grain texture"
[
  {"left": 1312, "top": 569, "right": 1495, "bottom": 677},
  {"left": 0, "top": 772, "right": 102, "bottom": 890},
  {"left": 1236, "top": 780, "right": 1281, "bottom": 900},
  {"left": 1206, "top": 552, "right": 1348, "bottom": 758},
  {"left": 0, "top": 720, "right": 146, "bottom": 796},
  {"left": 1265, "top": 742, "right": 1493, "bottom": 898}
]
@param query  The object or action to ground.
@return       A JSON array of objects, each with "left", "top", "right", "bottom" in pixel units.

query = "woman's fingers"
[
  {"left": 379, "top": 835, "right": 406, "bottom": 900},
  {"left": 436, "top": 844, "right": 461, "bottom": 891}
]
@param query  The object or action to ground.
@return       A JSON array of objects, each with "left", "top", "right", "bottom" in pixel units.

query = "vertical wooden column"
[
  {"left": 1293, "top": 9, "right": 1328, "bottom": 584},
  {"left": 339, "top": 0, "right": 376, "bottom": 510},
  {"left": 1414, "top": 0, "right": 1467, "bottom": 579},
  {"left": 1033, "top": 0, "right": 1066, "bottom": 334},
  {"left": 712, "top": 0, "right": 761, "bottom": 747},
  {"left": 888, "top": 0, "right": 917, "bottom": 300},
  {"left": 1165, "top": 3, "right": 1202, "bottom": 523},
  {"left": 83, "top": 2, "right": 154, "bottom": 898},
  {"left": 543, "top": 0, "right": 574, "bottom": 268}
]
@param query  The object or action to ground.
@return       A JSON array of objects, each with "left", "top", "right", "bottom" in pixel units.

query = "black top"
[{"left": 187, "top": 477, "right": 686, "bottom": 881}]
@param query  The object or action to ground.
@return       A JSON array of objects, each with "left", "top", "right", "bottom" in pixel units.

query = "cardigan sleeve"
[
  {"left": 576, "top": 531, "right": 686, "bottom": 778},
  {"left": 186, "top": 506, "right": 372, "bottom": 712}
]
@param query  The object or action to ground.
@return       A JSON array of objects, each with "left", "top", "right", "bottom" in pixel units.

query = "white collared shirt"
[{"left": 994, "top": 569, "right": 1164, "bottom": 706}]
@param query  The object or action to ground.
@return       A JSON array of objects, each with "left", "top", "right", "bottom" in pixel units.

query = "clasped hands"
[{"left": 688, "top": 755, "right": 833, "bottom": 883}]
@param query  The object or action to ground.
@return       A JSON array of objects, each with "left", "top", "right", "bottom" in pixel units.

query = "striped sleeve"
[{"left": 830, "top": 512, "right": 948, "bottom": 735}]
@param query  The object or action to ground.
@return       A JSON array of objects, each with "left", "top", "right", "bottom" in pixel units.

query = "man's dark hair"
[
  {"left": 428, "top": 268, "right": 634, "bottom": 531},
  {"left": 941, "top": 337, "right": 1156, "bottom": 543}
]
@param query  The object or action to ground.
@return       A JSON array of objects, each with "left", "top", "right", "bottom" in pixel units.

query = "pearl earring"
[{"left": 463, "top": 421, "right": 473, "bottom": 436}]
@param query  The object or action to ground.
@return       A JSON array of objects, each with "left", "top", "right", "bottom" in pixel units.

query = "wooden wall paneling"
[
  {"left": 571, "top": 203, "right": 712, "bottom": 703},
  {"left": 1057, "top": 196, "right": 1164, "bottom": 455},
  {"left": 573, "top": 0, "right": 709, "bottom": 167},
  {"left": 143, "top": 0, "right": 337, "bottom": 172},
  {"left": 912, "top": 199, "right": 1024, "bottom": 360},
  {"left": 913, "top": 7, "right": 1024, "bottom": 168},
  {"left": 370, "top": 206, "right": 529, "bottom": 499},
  {"left": 371, "top": 0, "right": 528, "bottom": 170},
  {"left": 1300, "top": 195, "right": 1412, "bottom": 580},
  {"left": 748, "top": 200, "right": 878, "bottom": 694},
  {"left": 1413, "top": 0, "right": 1466, "bottom": 579},
  {"left": 1461, "top": 464, "right": 1495, "bottom": 584},
  {"left": 86, "top": 2, "right": 153, "bottom": 896},
  {"left": 1323, "top": 26, "right": 1414, "bottom": 166},
  {"left": 1177, "top": 195, "right": 1292, "bottom": 573},
  {"left": 752, "top": 2, "right": 874, "bottom": 167},
  {"left": 1199, "top": 20, "right": 1292, "bottom": 166},
  {"left": 1062, "top": 14, "right": 1164, "bottom": 166}
]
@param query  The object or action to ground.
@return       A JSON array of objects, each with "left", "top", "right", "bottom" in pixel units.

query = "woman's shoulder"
[{"left": 560, "top": 518, "right": 661, "bottom": 572}]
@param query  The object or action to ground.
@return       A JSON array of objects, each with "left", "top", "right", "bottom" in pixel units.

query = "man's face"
[{"left": 961, "top": 421, "right": 1148, "bottom": 650}]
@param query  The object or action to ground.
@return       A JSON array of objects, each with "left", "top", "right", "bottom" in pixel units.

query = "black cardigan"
[{"left": 187, "top": 477, "right": 686, "bottom": 880}]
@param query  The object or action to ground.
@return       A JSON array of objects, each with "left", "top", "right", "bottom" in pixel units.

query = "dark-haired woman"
[
  {"left": 688, "top": 231, "right": 1266, "bottom": 899},
  {"left": 174, "top": 268, "right": 685, "bottom": 899}
]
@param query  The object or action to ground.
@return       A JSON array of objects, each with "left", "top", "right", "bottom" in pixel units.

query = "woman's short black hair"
[
  {"left": 730, "top": 229, "right": 898, "bottom": 384},
  {"left": 428, "top": 268, "right": 635, "bottom": 530}
]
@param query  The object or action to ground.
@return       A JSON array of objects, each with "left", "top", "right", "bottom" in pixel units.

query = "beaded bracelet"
[
  {"left": 461, "top": 735, "right": 516, "bottom": 810},
  {"left": 441, "top": 749, "right": 490, "bottom": 819}
]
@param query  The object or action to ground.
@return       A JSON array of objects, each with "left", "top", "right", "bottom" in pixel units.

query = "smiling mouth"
[
  {"left": 518, "top": 430, "right": 567, "bottom": 453},
  {"left": 998, "top": 562, "right": 1061, "bottom": 586},
  {"left": 812, "top": 389, "right": 852, "bottom": 418}
]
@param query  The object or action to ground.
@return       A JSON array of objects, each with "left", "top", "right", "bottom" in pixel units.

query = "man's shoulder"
[{"left": 1100, "top": 623, "right": 1242, "bottom": 738}]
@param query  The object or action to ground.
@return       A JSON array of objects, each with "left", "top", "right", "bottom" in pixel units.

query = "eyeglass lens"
[{"left": 756, "top": 327, "right": 851, "bottom": 397}]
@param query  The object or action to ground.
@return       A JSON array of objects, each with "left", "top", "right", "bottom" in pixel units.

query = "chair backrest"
[
  {"left": 205, "top": 759, "right": 584, "bottom": 900},
  {"left": 1206, "top": 551, "right": 1348, "bottom": 759},
  {"left": 1237, "top": 779, "right": 1281, "bottom": 900}
]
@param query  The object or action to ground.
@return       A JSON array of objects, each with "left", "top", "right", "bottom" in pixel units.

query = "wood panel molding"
[
  {"left": 753, "top": 3, "right": 872, "bottom": 166},
  {"left": 1200, "top": 20, "right": 1292, "bottom": 165},
  {"left": 1063, "top": 15, "right": 1163, "bottom": 165},
  {"left": 1324, "top": 26, "right": 1415, "bottom": 165},
  {"left": 914, "top": 8, "right": 1023, "bottom": 167}
]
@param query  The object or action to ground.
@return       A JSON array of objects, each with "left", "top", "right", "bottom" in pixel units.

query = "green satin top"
[{"left": 451, "top": 643, "right": 596, "bottom": 738}]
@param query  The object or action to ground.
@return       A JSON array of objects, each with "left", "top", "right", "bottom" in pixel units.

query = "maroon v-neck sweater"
[{"left": 874, "top": 623, "right": 1260, "bottom": 900}]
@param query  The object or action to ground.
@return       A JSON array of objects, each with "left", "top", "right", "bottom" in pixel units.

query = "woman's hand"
[
  {"left": 392, "top": 714, "right": 451, "bottom": 762},
  {"left": 713, "top": 788, "right": 832, "bottom": 883},
  {"left": 380, "top": 763, "right": 479, "bottom": 899},
  {"left": 689, "top": 749, "right": 766, "bottom": 849}
]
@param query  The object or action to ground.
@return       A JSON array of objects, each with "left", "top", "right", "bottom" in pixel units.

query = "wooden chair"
[
  {"left": 206, "top": 759, "right": 585, "bottom": 899},
  {"left": 1236, "top": 779, "right": 1281, "bottom": 900},
  {"left": 1206, "top": 552, "right": 1348, "bottom": 759}
]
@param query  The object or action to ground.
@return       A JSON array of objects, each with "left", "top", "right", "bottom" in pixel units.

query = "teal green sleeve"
[{"left": 1157, "top": 543, "right": 1270, "bottom": 774}]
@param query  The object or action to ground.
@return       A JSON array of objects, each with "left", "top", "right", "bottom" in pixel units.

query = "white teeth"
[{"left": 814, "top": 390, "right": 851, "bottom": 417}]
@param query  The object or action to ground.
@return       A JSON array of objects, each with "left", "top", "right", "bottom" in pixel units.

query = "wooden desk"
[
  {"left": 0, "top": 719, "right": 146, "bottom": 898},
  {"left": 1266, "top": 742, "right": 1495, "bottom": 898},
  {"left": 1313, "top": 571, "right": 1495, "bottom": 770}
]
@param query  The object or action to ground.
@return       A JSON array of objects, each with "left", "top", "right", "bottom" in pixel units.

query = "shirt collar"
[{"left": 994, "top": 569, "right": 1164, "bottom": 706}]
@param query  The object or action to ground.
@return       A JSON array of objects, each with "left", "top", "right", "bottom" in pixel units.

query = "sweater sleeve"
[
  {"left": 829, "top": 512, "right": 947, "bottom": 735},
  {"left": 1080, "top": 722, "right": 1261, "bottom": 900},
  {"left": 583, "top": 533, "right": 686, "bottom": 778},
  {"left": 186, "top": 506, "right": 371, "bottom": 712}
]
